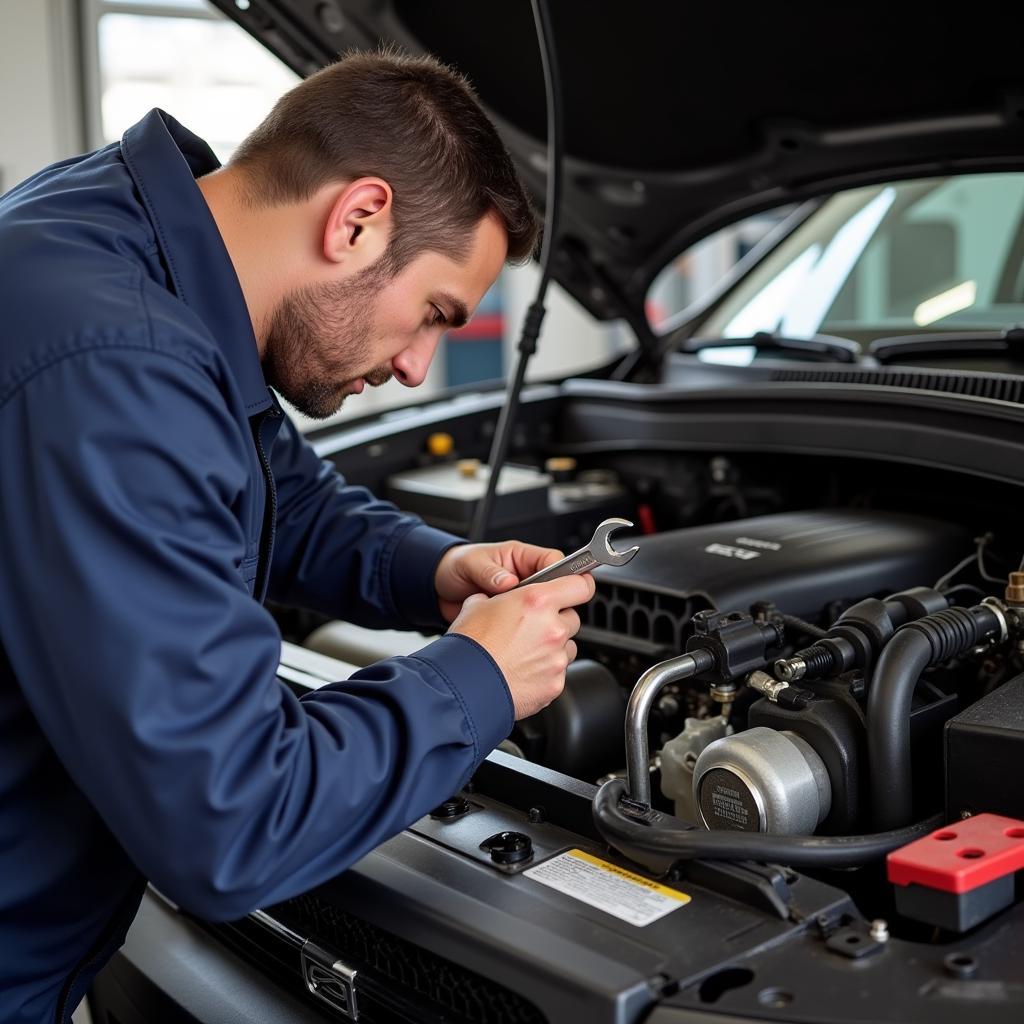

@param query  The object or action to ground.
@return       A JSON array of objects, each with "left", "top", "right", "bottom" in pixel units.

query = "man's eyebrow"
[{"left": 434, "top": 292, "right": 469, "bottom": 328}]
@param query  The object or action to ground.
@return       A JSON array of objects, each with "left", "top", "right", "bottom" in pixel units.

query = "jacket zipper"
[
  {"left": 54, "top": 875, "right": 147, "bottom": 1023},
  {"left": 251, "top": 408, "right": 280, "bottom": 603}
]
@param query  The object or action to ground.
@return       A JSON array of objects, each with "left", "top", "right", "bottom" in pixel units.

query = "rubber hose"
[
  {"left": 593, "top": 779, "right": 941, "bottom": 869},
  {"left": 866, "top": 631, "right": 933, "bottom": 831},
  {"left": 868, "top": 605, "right": 1001, "bottom": 831}
]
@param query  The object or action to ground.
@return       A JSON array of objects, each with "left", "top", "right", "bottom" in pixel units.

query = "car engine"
[{"left": 505, "top": 506, "right": 1024, "bottom": 934}]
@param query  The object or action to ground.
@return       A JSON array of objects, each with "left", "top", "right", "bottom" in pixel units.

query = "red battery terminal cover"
[{"left": 887, "top": 813, "right": 1024, "bottom": 893}]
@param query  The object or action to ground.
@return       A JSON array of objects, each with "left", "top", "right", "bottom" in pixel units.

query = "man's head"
[{"left": 225, "top": 49, "right": 539, "bottom": 418}]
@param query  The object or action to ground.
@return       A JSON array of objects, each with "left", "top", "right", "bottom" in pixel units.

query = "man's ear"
[{"left": 322, "top": 177, "right": 393, "bottom": 271}]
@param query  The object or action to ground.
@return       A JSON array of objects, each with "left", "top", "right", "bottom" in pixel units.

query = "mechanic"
[{"left": 0, "top": 50, "right": 594, "bottom": 1023}]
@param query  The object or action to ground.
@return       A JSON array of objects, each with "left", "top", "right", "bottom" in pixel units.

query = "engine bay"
[
  {"left": 496, "top": 501, "right": 1024, "bottom": 938},
  {"left": 258, "top": 386, "right": 1024, "bottom": 1021}
]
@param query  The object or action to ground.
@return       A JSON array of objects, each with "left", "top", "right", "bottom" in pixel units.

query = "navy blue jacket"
[{"left": 0, "top": 110, "right": 514, "bottom": 1023}]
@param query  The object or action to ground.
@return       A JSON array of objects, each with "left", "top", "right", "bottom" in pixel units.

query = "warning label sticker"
[{"left": 523, "top": 849, "right": 690, "bottom": 927}]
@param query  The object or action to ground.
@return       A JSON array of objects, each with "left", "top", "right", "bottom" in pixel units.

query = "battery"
[
  {"left": 945, "top": 672, "right": 1024, "bottom": 822},
  {"left": 386, "top": 461, "right": 551, "bottom": 536}
]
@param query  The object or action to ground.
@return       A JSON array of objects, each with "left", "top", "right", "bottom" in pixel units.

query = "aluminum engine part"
[
  {"left": 693, "top": 727, "right": 832, "bottom": 834},
  {"left": 659, "top": 716, "right": 732, "bottom": 824}
]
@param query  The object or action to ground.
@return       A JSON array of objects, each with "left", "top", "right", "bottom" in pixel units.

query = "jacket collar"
[{"left": 120, "top": 109, "right": 272, "bottom": 416}]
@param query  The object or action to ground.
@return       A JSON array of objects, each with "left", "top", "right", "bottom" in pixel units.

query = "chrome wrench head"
[{"left": 591, "top": 517, "right": 640, "bottom": 567}]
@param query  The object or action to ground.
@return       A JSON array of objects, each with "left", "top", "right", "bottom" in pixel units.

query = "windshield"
[{"left": 699, "top": 173, "right": 1024, "bottom": 342}]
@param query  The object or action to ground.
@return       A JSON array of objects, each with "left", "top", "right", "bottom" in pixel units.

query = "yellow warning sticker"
[{"left": 523, "top": 849, "right": 690, "bottom": 927}]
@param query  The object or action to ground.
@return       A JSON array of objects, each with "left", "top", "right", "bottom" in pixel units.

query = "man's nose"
[{"left": 391, "top": 332, "right": 441, "bottom": 388}]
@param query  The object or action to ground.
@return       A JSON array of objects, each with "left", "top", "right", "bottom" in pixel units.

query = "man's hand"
[
  {"left": 448, "top": 573, "right": 596, "bottom": 719},
  {"left": 434, "top": 541, "right": 564, "bottom": 622}
]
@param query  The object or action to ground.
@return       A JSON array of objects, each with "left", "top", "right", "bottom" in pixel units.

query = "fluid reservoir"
[{"left": 693, "top": 727, "right": 832, "bottom": 834}]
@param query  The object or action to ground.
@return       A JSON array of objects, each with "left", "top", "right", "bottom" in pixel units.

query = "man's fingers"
[
  {"left": 559, "top": 607, "right": 581, "bottom": 638},
  {"left": 489, "top": 565, "right": 518, "bottom": 590},
  {"left": 526, "top": 572, "right": 595, "bottom": 609},
  {"left": 538, "top": 547, "right": 565, "bottom": 569},
  {"left": 501, "top": 541, "right": 563, "bottom": 577}
]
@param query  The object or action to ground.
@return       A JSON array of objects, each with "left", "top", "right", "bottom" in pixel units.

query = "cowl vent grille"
[{"left": 768, "top": 368, "right": 1024, "bottom": 403}]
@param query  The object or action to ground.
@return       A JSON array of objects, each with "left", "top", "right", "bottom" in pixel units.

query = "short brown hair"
[{"left": 231, "top": 49, "right": 538, "bottom": 273}]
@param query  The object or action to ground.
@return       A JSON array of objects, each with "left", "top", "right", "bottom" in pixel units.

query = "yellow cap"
[
  {"left": 545, "top": 456, "right": 577, "bottom": 475},
  {"left": 426, "top": 432, "right": 455, "bottom": 457}
]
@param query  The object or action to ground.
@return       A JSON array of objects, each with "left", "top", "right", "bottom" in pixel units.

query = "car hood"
[{"left": 212, "top": 0, "right": 1024, "bottom": 325}]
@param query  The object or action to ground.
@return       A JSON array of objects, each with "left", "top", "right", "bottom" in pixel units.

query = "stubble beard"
[{"left": 262, "top": 264, "right": 393, "bottom": 419}]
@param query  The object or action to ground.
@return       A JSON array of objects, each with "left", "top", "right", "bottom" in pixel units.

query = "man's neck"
[{"left": 197, "top": 167, "right": 284, "bottom": 358}]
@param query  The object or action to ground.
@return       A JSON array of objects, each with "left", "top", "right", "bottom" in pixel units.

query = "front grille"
[
  {"left": 769, "top": 367, "right": 1024, "bottom": 403},
  {"left": 268, "top": 895, "right": 548, "bottom": 1024},
  {"left": 581, "top": 581, "right": 706, "bottom": 653}
]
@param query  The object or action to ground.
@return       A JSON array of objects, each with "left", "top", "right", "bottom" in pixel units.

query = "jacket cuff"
[
  {"left": 387, "top": 523, "right": 463, "bottom": 633},
  {"left": 408, "top": 634, "right": 514, "bottom": 759}
]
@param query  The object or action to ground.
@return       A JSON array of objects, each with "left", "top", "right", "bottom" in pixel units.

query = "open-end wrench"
[{"left": 516, "top": 517, "right": 640, "bottom": 588}]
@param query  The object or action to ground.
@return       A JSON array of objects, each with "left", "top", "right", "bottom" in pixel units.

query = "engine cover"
[
  {"left": 580, "top": 510, "right": 971, "bottom": 662},
  {"left": 595, "top": 508, "right": 968, "bottom": 619}
]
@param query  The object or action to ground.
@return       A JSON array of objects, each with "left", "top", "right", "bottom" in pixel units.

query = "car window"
[
  {"left": 646, "top": 211, "right": 791, "bottom": 330},
  {"left": 696, "top": 173, "right": 1024, "bottom": 343}
]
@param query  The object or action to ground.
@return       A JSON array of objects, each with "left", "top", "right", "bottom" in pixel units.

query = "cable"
[
  {"left": 593, "top": 779, "right": 941, "bottom": 869},
  {"left": 781, "top": 613, "right": 828, "bottom": 641},
  {"left": 940, "top": 584, "right": 989, "bottom": 604},
  {"left": 933, "top": 534, "right": 998, "bottom": 591},
  {"left": 469, "top": 0, "right": 563, "bottom": 541},
  {"left": 976, "top": 535, "right": 1005, "bottom": 584}
]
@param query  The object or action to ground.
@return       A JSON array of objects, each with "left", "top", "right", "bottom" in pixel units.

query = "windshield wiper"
[
  {"left": 869, "top": 327, "right": 1024, "bottom": 364},
  {"left": 683, "top": 330, "right": 861, "bottom": 364}
]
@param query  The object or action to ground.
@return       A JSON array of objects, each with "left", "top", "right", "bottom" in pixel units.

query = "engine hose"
[
  {"left": 593, "top": 779, "right": 941, "bottom": 870},
  {"left": 868, "top": 605, "right": 1002, "bottom": 831}
]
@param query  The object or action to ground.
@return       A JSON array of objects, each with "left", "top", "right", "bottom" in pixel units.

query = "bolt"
[
  {"left": 482, "top": 831, "right": 533, "bottom": 865},
  {"left": 430, "top": 796, "right": 470, "bottom": 821},
  {"left": 869, "top": 919, "right": 889, "bottom": 943},
  {"left": 527, "top": 806, "right": 545, "bottom": 824},
  {"left": 943, "top": 953, "right": 978, "bottom": 979}
]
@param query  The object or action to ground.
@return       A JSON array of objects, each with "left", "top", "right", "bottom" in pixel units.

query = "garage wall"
[{"left": 0, "top": 0, "right": 83, "bottom": 194}]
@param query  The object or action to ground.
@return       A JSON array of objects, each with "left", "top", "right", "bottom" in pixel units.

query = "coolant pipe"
[{"left": 624, "top": 649, "right": 715, "bottom": 808}]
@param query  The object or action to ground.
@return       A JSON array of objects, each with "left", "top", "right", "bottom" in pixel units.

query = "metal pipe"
[{"left": 624, "top": 649, "right": 715, "bottom": 807}]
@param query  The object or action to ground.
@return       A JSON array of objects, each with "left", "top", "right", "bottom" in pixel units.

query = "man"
[{"left": 0, "top": 51, "right": 594, "bottom": 1023}]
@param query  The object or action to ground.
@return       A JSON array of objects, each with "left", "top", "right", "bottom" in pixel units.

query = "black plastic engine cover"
[{"left": 593, "top": 509, "right": 970, "bottom": 620}]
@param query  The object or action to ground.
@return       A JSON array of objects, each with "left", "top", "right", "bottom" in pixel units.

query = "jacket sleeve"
[
  {"left": 0, "top": 346, "right": 513, "bottom": 921},
  {"left": 267, "top": 413, "right": 461, "bottom": 633}
]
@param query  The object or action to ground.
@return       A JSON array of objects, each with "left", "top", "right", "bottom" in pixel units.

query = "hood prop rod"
[{"left": 470, "top": 0, "right": 563, "bottom": 542}]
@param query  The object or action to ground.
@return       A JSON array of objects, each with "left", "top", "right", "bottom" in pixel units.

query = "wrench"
[{"left": 516, "top": 517, "right": 640, "bottom": 588}]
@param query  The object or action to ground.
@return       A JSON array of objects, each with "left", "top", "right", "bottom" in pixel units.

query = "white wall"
[{"left": 0, "top": 0, "right": 83, "bottom": 193}]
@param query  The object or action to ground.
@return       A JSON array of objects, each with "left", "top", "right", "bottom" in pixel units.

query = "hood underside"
[{"left": 211, "top": 0, "right": 1024, "bottom": 322}]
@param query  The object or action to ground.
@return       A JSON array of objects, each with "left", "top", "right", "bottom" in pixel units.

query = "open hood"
[{"left": 211, "top": 0, "right": 1024, "bottom": 326}]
